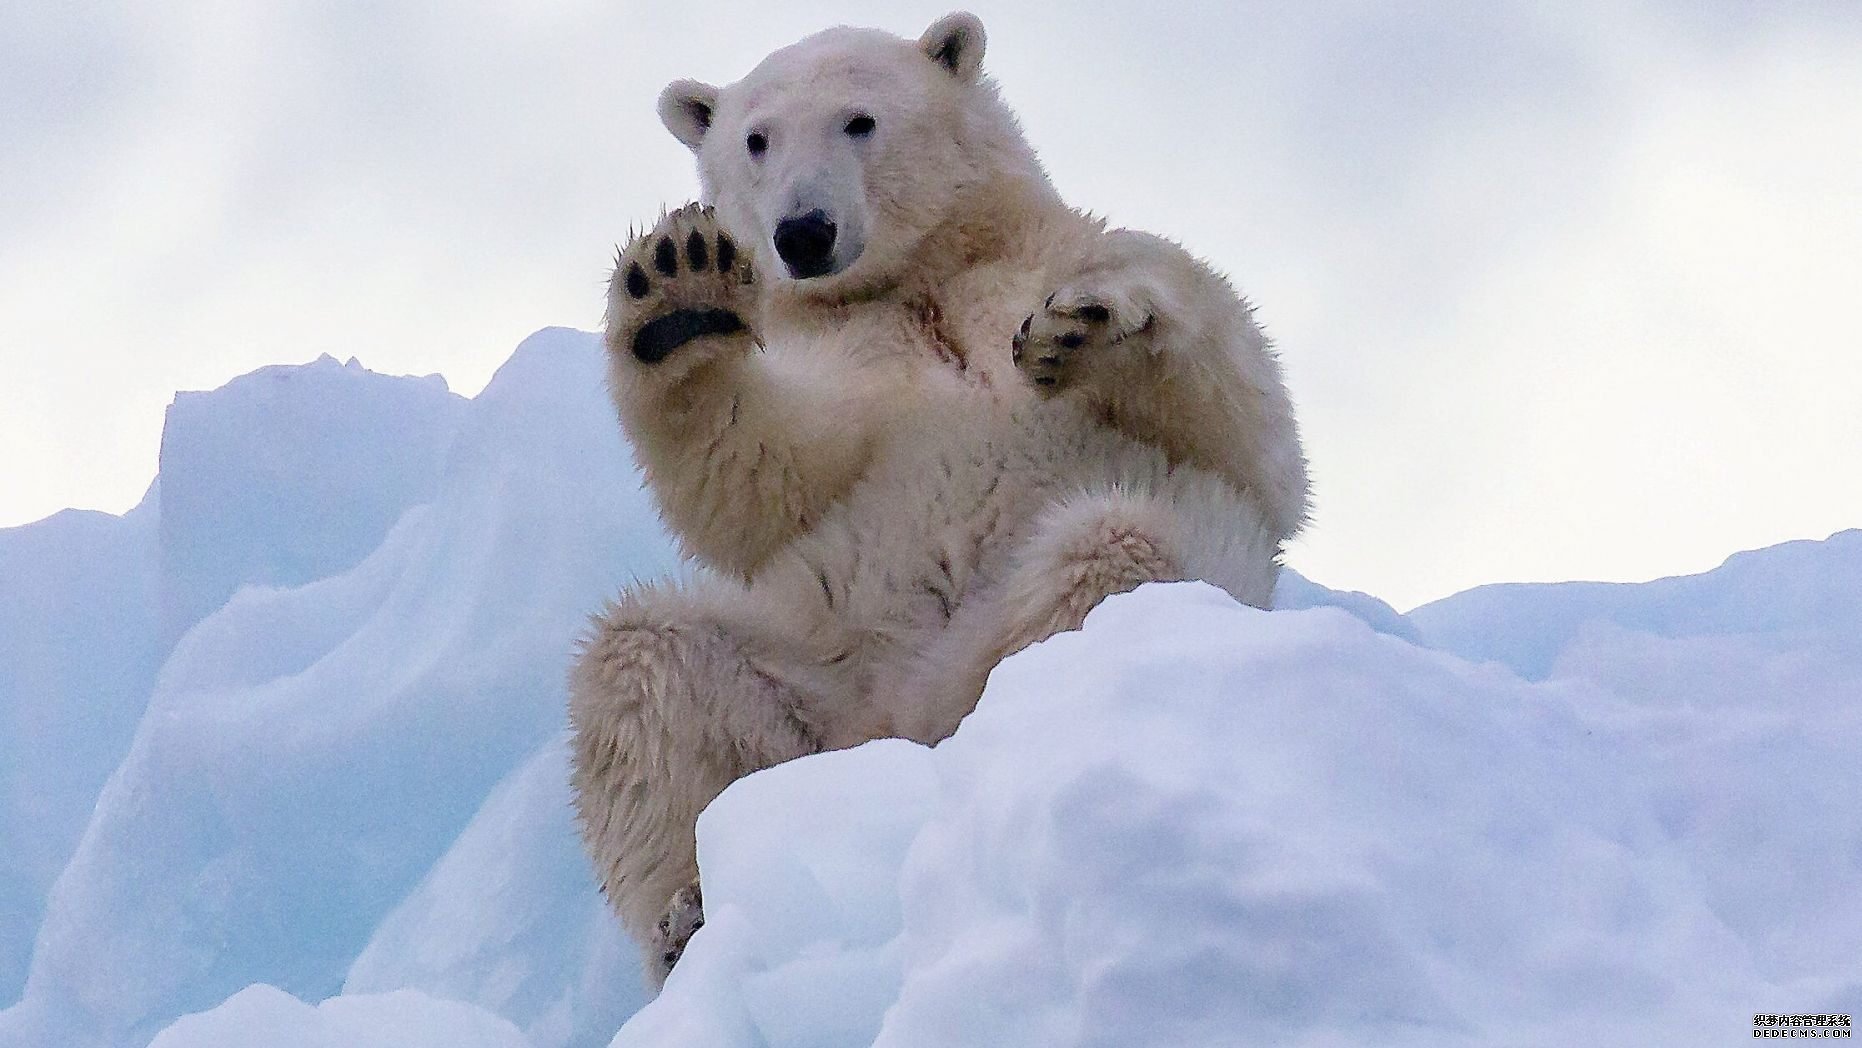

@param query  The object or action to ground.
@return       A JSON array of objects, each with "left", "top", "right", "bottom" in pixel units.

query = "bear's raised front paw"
[
  {"left": 1012, "top": 288, "right": 1154, "bottom": 394},
  {"left": 649, "top": 879, "right": 705, "bottom": 983},
  {"left": 610, "top": 204, "right": 757, "bottom": 366}
]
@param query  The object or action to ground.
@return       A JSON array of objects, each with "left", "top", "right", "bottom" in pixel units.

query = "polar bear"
[{"left": 569, "top": 12, "right": 1308, "bottom": 986}]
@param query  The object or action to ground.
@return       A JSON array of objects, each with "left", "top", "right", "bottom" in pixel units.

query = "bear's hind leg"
[
  {"left": 568, "top": 577, "right": 843, "bottom": 987},
  {"left": 1002, "top": 477, "right": 1280, "bottom": 643},
  {"left": 995, "top": 490, "right": 1187, "bottom": 649},
  {"left": 898, "top": 478, "right": 1279, "bottom": 742}
]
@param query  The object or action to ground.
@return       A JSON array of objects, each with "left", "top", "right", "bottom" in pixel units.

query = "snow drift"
[
  {"left": 1, "top": 327, "right": 1855, "bottom": 1047},
  {"left": 608, "top": 577, "right": 1857, "bottom": 1046}
]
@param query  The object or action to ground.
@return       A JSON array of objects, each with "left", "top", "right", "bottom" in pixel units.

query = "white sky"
[{"left": 3, "top": 1, "right": 1858, "bottom": 609}]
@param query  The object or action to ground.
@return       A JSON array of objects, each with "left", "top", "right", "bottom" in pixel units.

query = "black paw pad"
[
  {"left": 1058, "top": 332, "right": 1085, "bottom": 349},
  {"left": 716, "top": 234, "right": 736, "bottom": 273},
  {"left": 632, "top": 308, "right": 746, "bottom": 364},
  {"left": 625, "top": 263, "right": 649, "bottom": 299},
  {"left": 653, "top": 236, "right": 678, "bottom": 276},
  {"left": 686, "top": 230, "right": 708, "bottom": 270},
  {"left": 1076, "top": 304, "right": 1111, "bottom": 323}
]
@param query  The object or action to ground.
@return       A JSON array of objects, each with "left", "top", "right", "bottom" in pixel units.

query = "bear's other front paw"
[
  {"left": 649, "top": 879, "right": 705, "bottom": 984},
  {"left": 1013, "top": 288, "right": 1153, "bottom": 395},
  {"left": 609, "top": 204, "right": 757, "bottom": 367}
]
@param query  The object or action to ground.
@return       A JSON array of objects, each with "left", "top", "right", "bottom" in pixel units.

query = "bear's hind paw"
[{"left": 649, "top": 879, "right": 705, "bottom": 983}]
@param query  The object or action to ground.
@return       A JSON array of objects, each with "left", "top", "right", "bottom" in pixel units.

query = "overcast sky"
[{"left": 4, "top": 1, "right": 1858, "bottom": 609}]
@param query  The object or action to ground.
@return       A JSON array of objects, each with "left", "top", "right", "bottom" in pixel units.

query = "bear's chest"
[
  {"left": 778, "top": 276, "right": 1051, "bottom": 391},
  {"left": 905, "top": 263, "right": 1055, "bottom": 388}
]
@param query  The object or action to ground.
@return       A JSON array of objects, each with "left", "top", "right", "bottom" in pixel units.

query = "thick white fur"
[{"left": 570, "top": 12, "right": 1308, "bottom": 986}]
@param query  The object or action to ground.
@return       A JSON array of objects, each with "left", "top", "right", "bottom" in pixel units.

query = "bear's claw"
[
  {"left": 610, "top": 205, "right": 756, "bottom": 366},
  {"left": 649, "top": 879, "right": 705, "bottom": 984},
  {"left": 1014, "top": 290, "right": 1150, "bottom": 394}
]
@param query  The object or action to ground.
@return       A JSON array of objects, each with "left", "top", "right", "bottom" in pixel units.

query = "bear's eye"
[
  {"left": 844, "top": 115, "right": 876, "bottom": 138},
  {"left": 746, "top": 131, "right": 768, "bottom": 157}
]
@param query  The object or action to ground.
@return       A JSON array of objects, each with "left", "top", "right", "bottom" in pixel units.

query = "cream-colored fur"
[{"left": 569, "top": 12, "right": 1308, "bottom": 987}]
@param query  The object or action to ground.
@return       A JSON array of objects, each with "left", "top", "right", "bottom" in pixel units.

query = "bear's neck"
[
  {"left": 922, "top": 171, "right": 1060, "bottom": 282},
  {"left": 828, "top": 168, "right": 1065, "bottom": 309}
]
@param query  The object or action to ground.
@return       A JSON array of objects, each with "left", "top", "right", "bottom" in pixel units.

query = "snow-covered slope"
[
  {"left": 3, "top": 326, "right": 1855, "bottom": 1048},
  {"left": 1408, "top": 530, "right": 1862, "bottom": 680},
  {"left": 0, "top": 356, "right": 468, "bottom": 1011},
  {"left": 0, "top": 329, "right": 677, "bottom": 1048},
  {"left": 0, "top": 499, "right": 160, "bottom": 1004}
]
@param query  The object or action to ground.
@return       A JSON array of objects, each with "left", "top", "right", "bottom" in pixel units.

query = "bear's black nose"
[{"left": 773, "top": 210, "right": 837, "bottom": 279}]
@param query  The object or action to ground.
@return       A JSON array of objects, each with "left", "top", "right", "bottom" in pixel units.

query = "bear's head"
[{"left": 657, "top": 13, "right": 1042, "bottom": 295}]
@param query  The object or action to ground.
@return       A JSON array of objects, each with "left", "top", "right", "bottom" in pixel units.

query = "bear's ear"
[
  {"left": 919, "top": 12, "right": 986, "bottom": 83},
  {"left": 658, "top": 79, "right": 720, "bottom": 152}
]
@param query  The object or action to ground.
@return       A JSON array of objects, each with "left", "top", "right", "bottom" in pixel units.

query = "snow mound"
[
  {"left": 146, "top": 985, "right": 530, "bottom": 1048},
  {"left": 615, "top": 580, "right": 1856, "bottom": 1047}
]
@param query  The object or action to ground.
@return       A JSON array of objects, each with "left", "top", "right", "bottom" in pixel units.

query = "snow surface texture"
[{"left": 2, "top": 326, "right": 1854, "bottom": 1047}]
